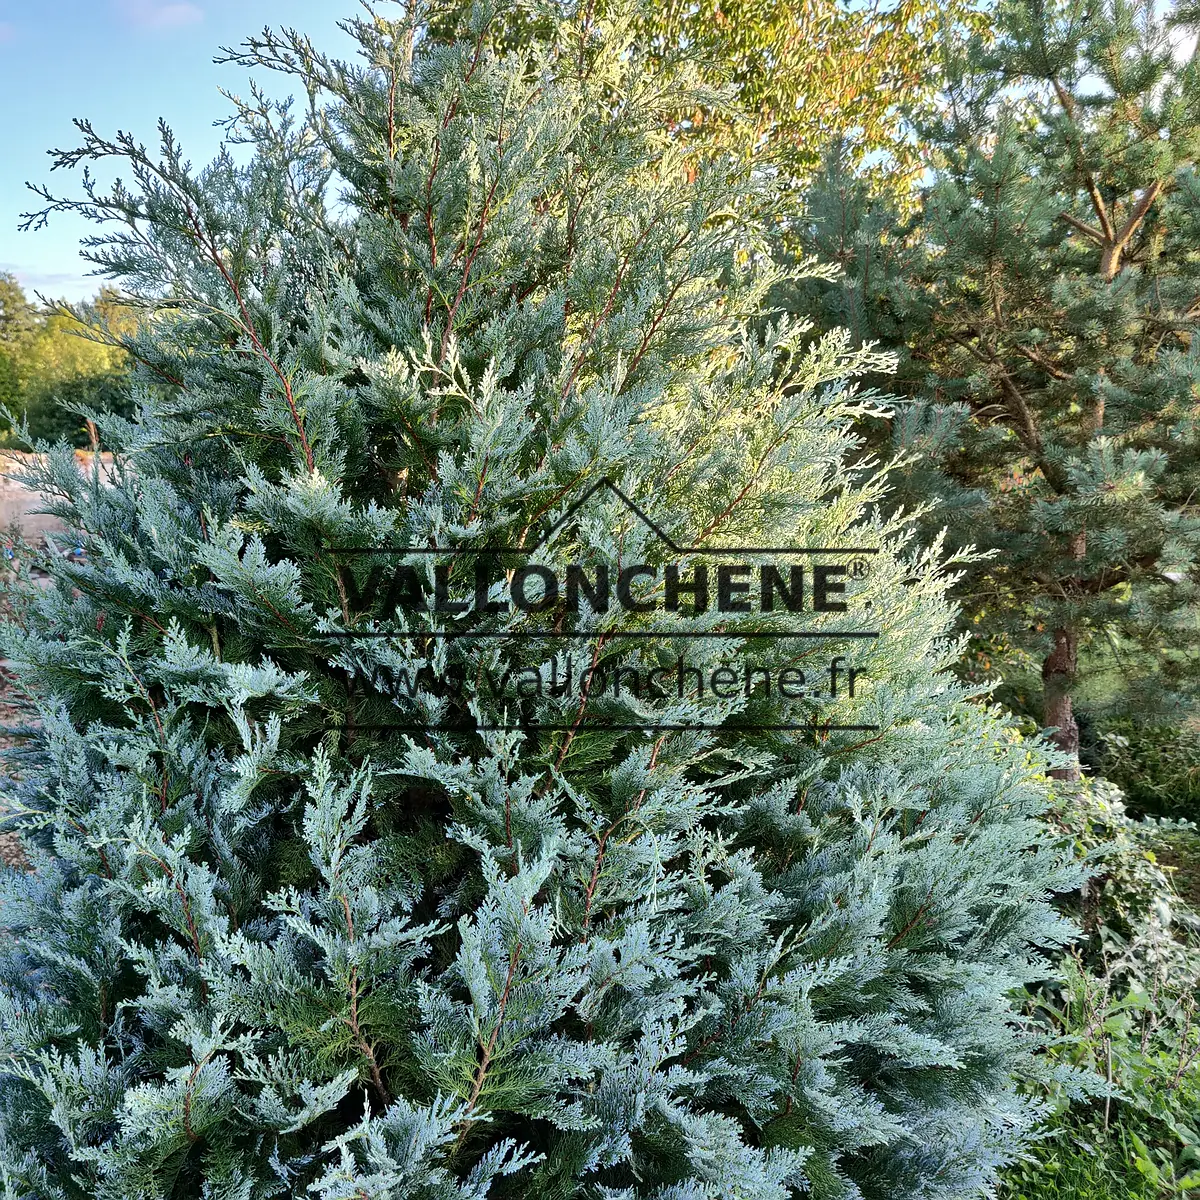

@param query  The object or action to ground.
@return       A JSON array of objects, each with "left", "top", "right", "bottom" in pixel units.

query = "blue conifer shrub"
[{"left": 0, "top": 4, "right": 1081, "bottom": 1196}]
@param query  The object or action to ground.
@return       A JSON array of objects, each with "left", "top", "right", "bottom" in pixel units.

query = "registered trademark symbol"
[{"left": 849, "top": 558, "right": 870, "bottom": 581}]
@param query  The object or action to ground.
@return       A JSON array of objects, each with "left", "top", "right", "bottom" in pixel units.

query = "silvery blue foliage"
[{"left": 0, "top": 3, "right": 1081, "bottom": 1196}]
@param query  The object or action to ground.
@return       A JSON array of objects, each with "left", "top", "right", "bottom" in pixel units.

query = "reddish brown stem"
[
  {"left": 887, "top": 887, "right": 935, "bottom": 949},
  {"left": 338, "top": 893, "right": 389, "bottom": 1105},
  {"left": 462, "top": 938, "right": 523, "bottom": 1124}
]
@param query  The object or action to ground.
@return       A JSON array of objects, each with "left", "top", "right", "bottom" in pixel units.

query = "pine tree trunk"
[
  {"left": 1099, "top": 242, "right": 1122, "bottom": 283},
  {"left": 1042, "top": 625, "right": 1080, "bottom": 780}
]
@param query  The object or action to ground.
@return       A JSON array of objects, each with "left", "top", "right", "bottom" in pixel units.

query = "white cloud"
[
  {"left": 0, "top": 265, "right": 96, "bottom": 302},
  {"left": 116, "top": 0, "right": 204, "bottom": 31},
  {"left": 0, "top": 22, "right": 15, "bottom": 44}
]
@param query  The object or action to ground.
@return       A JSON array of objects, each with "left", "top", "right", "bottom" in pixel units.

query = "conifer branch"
[
  {"left": 455, "top": 934, "right": 524, "bottom": 1149},
  {"left": 1049, "top": 78, "right": 1115, "bottom": 241},
  {"left": 183, "top": 1049, "right": 216, "bottom": 1144},
  {"left": 1058, "top": 210, "right": 1107, "bottom": 243},
  {"left": 186, "top": 212, "right": 315, "bottom": 472}
]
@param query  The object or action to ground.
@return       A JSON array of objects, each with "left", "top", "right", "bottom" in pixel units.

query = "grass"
[{"left": 1001, "top": 1127, "right": 1159, "bottom": 1200}]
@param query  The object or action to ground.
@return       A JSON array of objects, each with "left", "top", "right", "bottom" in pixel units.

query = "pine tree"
[
  {"left": 798, "top": 0, "right": 1200, "bottom": 777},
  {"left": 0, "top": 4, "right": 1079, "bottom": 1197}
]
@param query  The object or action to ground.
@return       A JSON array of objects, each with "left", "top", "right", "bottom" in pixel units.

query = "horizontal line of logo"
[
  {"left": 328, "top": 546, "right": 882, "bottom": 556},
  {"left": 322, "top": 630, "right": 879, "bottom": 640},
  {"left": 341, "top": 723, "right": 882, "bottom": 733}
]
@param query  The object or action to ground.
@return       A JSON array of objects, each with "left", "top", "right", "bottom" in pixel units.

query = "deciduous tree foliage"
[
  {"left": 0, "top": 4, "right": 1078, "bottom": 1197},
  {"left": 627, "top": 0, "right": 982, "bottom": 190},
  {"left": 0, "top": 273, "right": 39, "bottom": 418},
  {"left": 433, "top": 0, "right": 985, "bottom": 199},
  {"left": 0, "top": 275, "right": 134, "bottom": 447}
]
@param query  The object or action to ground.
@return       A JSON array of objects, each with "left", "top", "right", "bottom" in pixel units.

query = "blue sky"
[{"left": 0, "top": 0, "right": 360, "bottom": 301}]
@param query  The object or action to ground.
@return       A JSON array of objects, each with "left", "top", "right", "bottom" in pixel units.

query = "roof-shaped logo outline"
[{"left": 330, "top": 475, "right": 879, "bottom": 556}]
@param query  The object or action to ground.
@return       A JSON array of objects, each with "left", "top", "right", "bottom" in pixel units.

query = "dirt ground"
[
  {"left": 0, "top": 675, "right": 29, "bottom": 870},
  {"left": 0, "top": 830, "right": 25, "bottom": 869},
  {"left": 0, "top": 453, "right": 114, "bottom": 870}
]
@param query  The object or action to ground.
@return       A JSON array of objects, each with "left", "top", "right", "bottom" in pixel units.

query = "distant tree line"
[{"left": 0, "top": 273, "right": 135, "bottom": 447}]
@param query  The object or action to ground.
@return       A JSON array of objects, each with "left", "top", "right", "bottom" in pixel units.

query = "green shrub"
[
  {"left": 1093, "top": 723, "right": 1200, "bottom": 821},
  {"left": 1004, "top": 780, "right": 1200, "bottom": 1199},
  {"left": 1047, "top": 779, "right": 1194, "bottom": 940}
]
